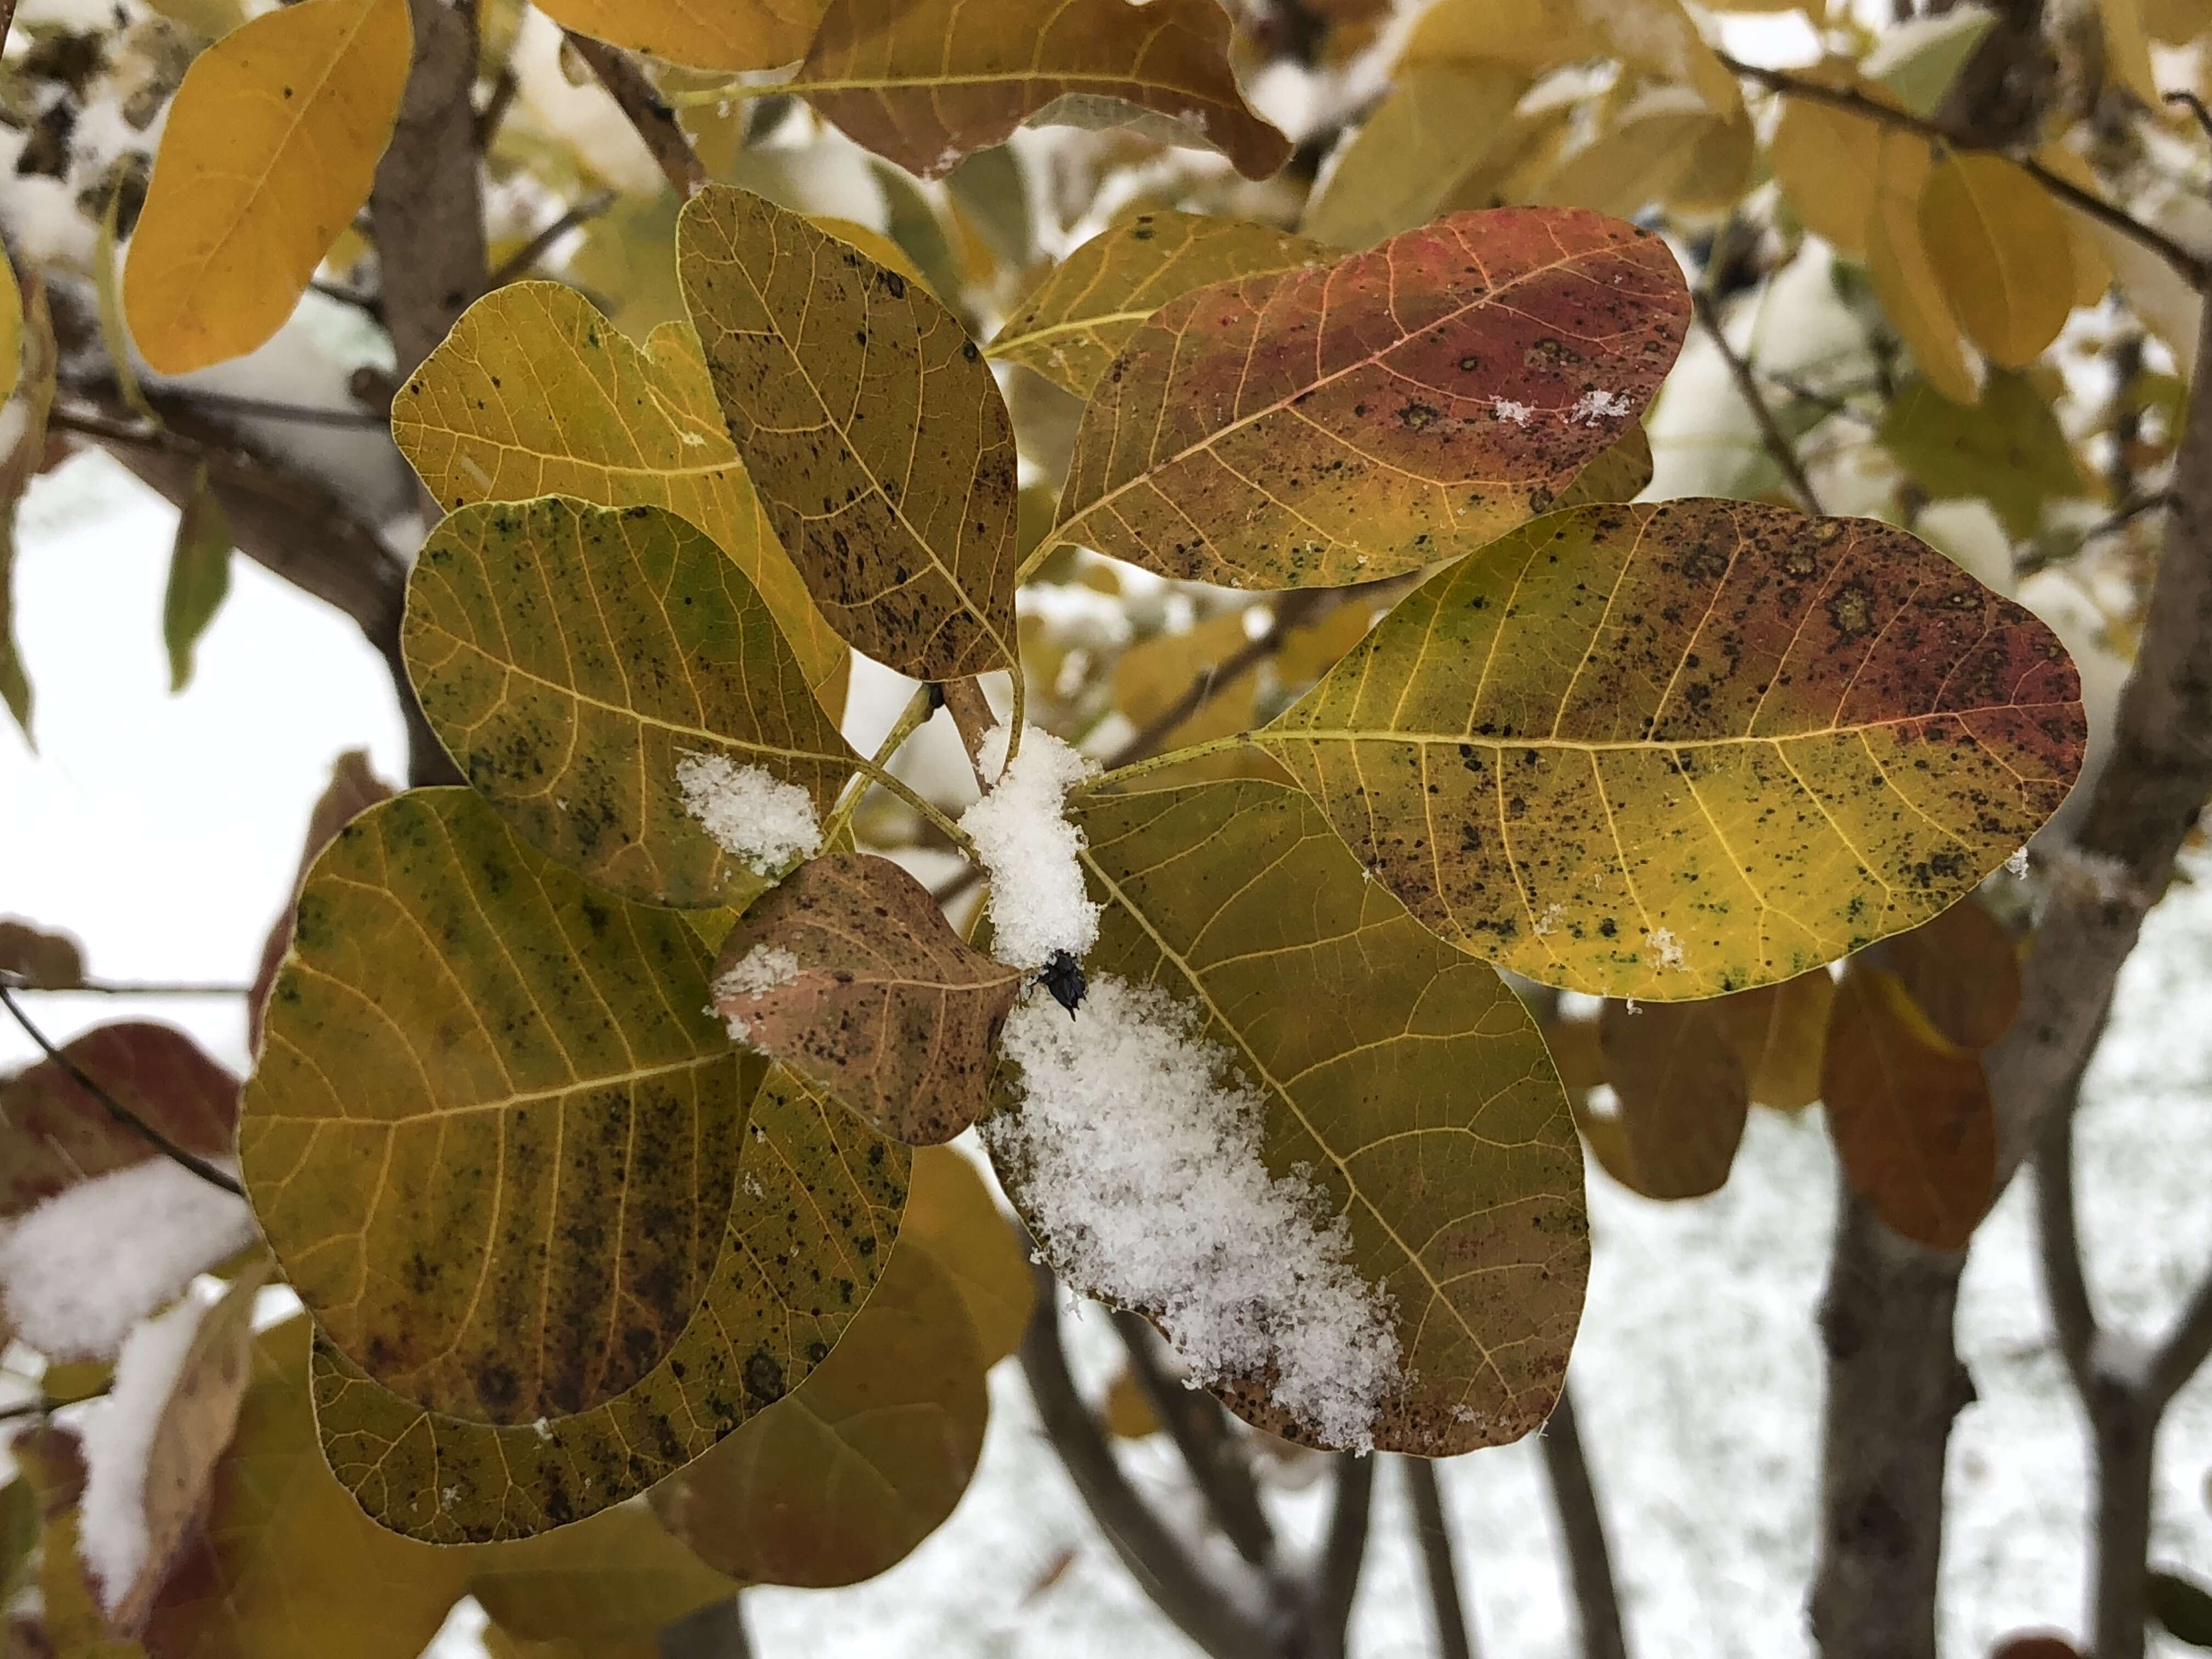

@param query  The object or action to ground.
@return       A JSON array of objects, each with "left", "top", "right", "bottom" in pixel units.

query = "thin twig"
[
  {"left": 1311, "top": 1453, "right": 1375, "bottom": 1656},
  {"left": 1718, "top": 53, "right": 2208, "bottom": 286},
  {"left": 1692, "top": 287, "right": 1824, "bottom": 515},
  {"left": 1539, "top": 1386, "right": 1630, "bottom": 1659},
  {"left": 4, "top": 978, "right": 253, "bottom": 996},
  {"left": 2034, "top": 1109, "right": 2100, "bottom": 1398},
  {"left": 568, "top": 33, "right": 710, "bottom": 199},
  {"left": 310, "top": 279, "right": 383, "bottom": 320},
  {"left": 0, "top": 985, "right": 244, "bottom": 1196},
  {"left": 823, "top": 683, "right": 937, "bottom": 847},
  {"left": 1404, "top": 1456, "right": 1476, "bottom": 1659},
  {"left": 62, "top": 386, "right": 389, "bottom": 429},
  {"left": 2146, "top": 1263, "right": 2212, "bottom": 1410},
  {"left": 2165, "top": 89, "right": 2212, "bottom": 144},
  {"left": 1110, "top": 1310, "right": 1278, "bottom": 1568},
  {"left": 476, "top": 66, "right": 520, "bottom": 151},
  {"left": 484, "top": 189, "right": 616, "bottom": 290}
]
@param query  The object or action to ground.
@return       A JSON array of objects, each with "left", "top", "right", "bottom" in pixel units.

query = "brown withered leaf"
[
  {"left": 677, "top": 186, "right": 1019, "bottom": 679},
  {"left": 1050, "top": 207, "right": 1688, "bottom": 588},
  {"left": 247, "top": 749, "right": 393, "bottom": 1052},
  {"left": 1595, "top": 998, "right": 1748, "bottom": 1198},
  {"left": 1711, "top": 968, "right": 1835, "bottom": 1110},
  {"left": 713, "top": 855, "right": 1023, "bottom": 1146},
  {"left": 0, "top": 918, "right": 83, "bottom": 989},
  {"left": 1822, "top": 964, "right": 1996, "bottom": 1250},
  {"left": 792, "top": 0, "right": 1290, "bottom": 182},
  {"left": 1885, "top": 894, "right": 2021, "bottom": 1050}
]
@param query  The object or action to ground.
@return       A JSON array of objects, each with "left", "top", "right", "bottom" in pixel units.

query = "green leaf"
[
  {"left": 404, "top": 498, "right": 859, "bottom": 910},
  {"left": 161, "top": 469, "right": 233, "bottom": 694},
  {"left": 2149, "top": 1568, "right": 2212, "bottom": 1648},
  {"left": 650, "top": 1233, "right": 988, "bottom": 1587},
  {"left": 677, "top": 185, "right": 1020, "bottom": 680},
  {"left": 711, "top": 854, "right": 1023, "bottom": 1146},
  {"left": 791, "top": 0, "right": 1289, "bottom": 182},
  {"left": 242, "top": 788, "right": 750, "bottom": 1425},
  {"left": 1049, "top": 207, "right": 1689, "bottom": 588},
  {"left": 990, "top": 213, "right": 1328, "bottom": 397},
  {"left": 993, "top": 776, "right": 1585, "bottom": 1455},
  {"left": 390, "top": 284, "right": 849, "bottom": 712},
  {"left": 1880, "top": 371, "right": 2084, "bottom": 540},
  {"left": 309, "top": 1062, "right": 907, "bottom": 1542},
  {"left": 1257, "top": 499, "right": 2085, "bottom": 999},
  {"left": 1556, "top": 422, "right": 1654, "bottom": 508}
]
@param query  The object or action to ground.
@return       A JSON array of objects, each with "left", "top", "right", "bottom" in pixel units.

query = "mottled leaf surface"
[
  {"left": 391, "top": 284, "right": 848, "bottom": 708},
  {"left": 1260, "top": 499, "right": 2085, "bottom": 999},
  {"left": 1594, "top": 999, "right": 1747, "bottom": 1198},
  {"left": 311, "top": 1064, "right": 907, "bottom": 1542},
  {"left": 649, "top": 1235, "right": 987, "bottom": 1587},
  {"left": 248, "top": 751, "right": 395, "bottom": 1052},
  {"left": 405, "top": 499, "right": 857, "bottom": 910},
  {"left": 997, "top": 776, "right": 1585, "bottom": 1455},
  {"left": 242, "top": 789, "right": 747, "bottom": 1425},
  {"left": 901, "top": 1144, "right": 1034, "bottom": 1367},
  {"left": 793, "top": 0, "right": 1289, "bottom": 182},
  {"left": 713, "top": 854, "right": 1022, "bottom": 1145},
  {"left": 0, "top": 1024, "right": 237, "bottom": 1221},
  {"left": 678, "top": 187, "right": 1019, "bottom": 679},
  {"left": 989, "top": 213, "right": 1327, "bottom": 397},
  {"left": 1052, "top": 207, "right": 1689, "bottom": 588}
]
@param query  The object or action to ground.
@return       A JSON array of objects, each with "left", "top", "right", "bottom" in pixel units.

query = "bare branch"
[
  {"left": 484, "top": 189, "right": 617, "bottom": 291},
  {"left": 0, "top": 984, "right": 244, "bottom": 1197},
  {"left": 1692, "top": 287, "right": 1825, "bottom": 515},
  {"left": 2145, "top": 1264, "right": 2212, "bottom": 1410},
  {"left": 1310, "top": 1452, "right": 1375, "bottom": 1658},
  {"left": 1404, "top": 1456, "right": 1477, "bottom": 1659},
  {"left": 373, "top": 0, "right": 489, "bottom": 377},
  {"left": 4, "top": 978, "right": 252, "bottom": 996},
  {"left": 2034, "top": 1109, "right": 2100, "bottom": 1397},
  {"left": 1110, "top": 1310, "right": 1278, "bottom": 1569},
  {"left": 568, "top": 35, "right": 710, "bottom": 199},
  {"left": 1539, "top": 1386, "right": 1630, "bottom": 1659}
]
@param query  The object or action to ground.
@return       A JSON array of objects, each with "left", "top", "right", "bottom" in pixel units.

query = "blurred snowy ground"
[{"left": 8, "top": 453, "right": 2212, "bottom": 1657}]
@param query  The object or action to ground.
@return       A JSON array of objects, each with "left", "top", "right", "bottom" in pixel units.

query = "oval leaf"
[
  {"left": 1921, "top": 153, "right": 2074, "bottom": 369},
  {"left": 1594, "top": 998, "right": 1749, "bottom": 1198},
  {"left": 392, "top": 285, "right": 848, "bottom": 709},
  {"left": 1301, "top": 63, "right": 1532, "bottom": 252},
  {"left": 1885, "top": 893, "right": 2021, "bottom": 1049},
  {"left": 901, "top": 1144, "right": 1034, "bottom": 1367},
  {"left": 1051, "top": 207, "right": 1689, "bottom": 588},
  {"left": 677, "top": 186, "right": 1019, "bottom": 680},
  {"left": 1712, "top": 967, "right": 1835, "bottom": 1110},
  {"left": 1822, "top": 964, "right": 1996, "bottom": 1250},
  {"left": 405, "top": 498, "right": 859, "bottom": 910},
  {"left": 712, "top": 854, "right": 1022, "bottom": 1145},
  {"left": 2151, "top": 1568, "right": 2212, "bottom": 1648},
  {"left": 1769, "top": 78, "right": 1886, "bottom": 258},
  {"left": 1260, "top": 499, "right": 2085, "bottom": 999},
  {"left": 242, "top": 788, "right": 748, "bottom": 1425},
  {"left": 465, "top": 1506, "right": 736, "bottom": 1641},
  {"left": 993, "top": 776, "right": 1586, "bottom": 1455},
  {"left": 1868, "top": 129, "right": 1978, "bottom": 405},
  {"left": 309, "top": 1063, "right": 907, "bottom": 1542},
  {"left": 648, "top": 1234, "right": 988, "bottom": 1587},
  {"left": 539, "top": 0, "right": 823, "bottom": 70},
  {"left": 122, "top": 0, "right": 411, "bottom": 373},
  {"left": 793, "top": 0, "right": 1289, "bottom": 182},
  {"left": 989, "top": 212, "right": 1328, "bottom": 397},
  {"left": 0, "top": 916, "right": 83, "bottom": 990}
]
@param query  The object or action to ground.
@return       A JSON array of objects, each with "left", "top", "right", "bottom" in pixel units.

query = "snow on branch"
[{"left": 988, "top": 974, "right": 1403, "bottom": 1449}]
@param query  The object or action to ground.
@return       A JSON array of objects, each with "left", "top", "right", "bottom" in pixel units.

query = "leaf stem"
[
  {"left": 1091, "top": 733, "right": 1255, "bottom": 790},
  {"left": 0, "top": 984, "right": 245, "bottom": 1197},
  {"left": 822, "top": 683, "right": 936, "bottom": 847},
  {"left": 847, "top": 756, "right": 979, "bottom": 859},
  {"left": 4, "top": 978, "right": 252, "bottom": 996},
  {"left": 1692, "top": 286, "right": 1825, "bottom": 516},
  {"left": 567, "top": 35, "right": 709, "bottom": 199},
  {"left": 482, "top": 189, "right": 616, "bottom": 291},
  {"left": 1716, "top": 52, "right": 2209, "bottom": 287}
]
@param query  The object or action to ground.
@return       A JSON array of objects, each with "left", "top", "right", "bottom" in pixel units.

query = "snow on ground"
[{"left": 10, "top": 454, "right": 2212, "bottom": 1656}]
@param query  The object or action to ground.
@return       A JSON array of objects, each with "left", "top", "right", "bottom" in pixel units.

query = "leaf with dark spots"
[
  {"left": 243, "top": 789, "right": 750, "bottom": 1426},
  {"left": 677, "top": 187, "right": 1019, "bottom": 680},
  {"left": 248, "top": 748, "right": 394, "bottom": 1052},
  {"left": 1822, "top": 962, "right": 1996, "bottom": 1250},
  {"left": 0, "top": 1022, "right": 238, "bottom": 1221},
  {"left": 1259, "top": 499, "right": 2086, "bottom": 998},
  {"left": 309, "top": 1063, "right": 908, "bottom": 1542},
  {"left": 791, "top": 0, "right": 1289, "bottom": 182},
  {"left": 714, "top": 854, "right": 1023, "bottom": 1146},
  {"left": 405, "top": 498, "right": 859, "bottom": 911},
  {"left": 1049, "top": 207, "right": 1689, "bottom": 588}
]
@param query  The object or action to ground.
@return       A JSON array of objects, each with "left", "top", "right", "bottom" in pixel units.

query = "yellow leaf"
[
  {"left": 1711, "top": 968, "right": 1835, "bottom": 1110},
  {"left": 1533, "top": 88, "right": 1712, "bottom": 218},
  {"left": 1301, "top": 62, "right": 1530, "bottom": 250},
  {"left": 466, "top": 1505, "right": 736, "bottom": 1641},
  {"left": 2100, "top": 0, "right": 2164, "bottom": 103},
  {"left": 1867, "top": 129, "right": 1979, "bottom": 404},
  {"left": 901, "top": 1146, "right": 1035, "bottom": 1368},
  {"left": 1259, "top": 499, "right": 2085, "bottom": 1000},
  {"left": 0, "top": 248, "right": 21, "bottom": 410},
  {"left": 1920, "top": 151, "right": 2075, "bottom": 368},
  {"left": 2033, "top": 143, "right": 2117, "bottom": 307},
  {"left": 1768, "top": 71, "right": 1887, "bottom": 257},
  {"left": 1556, "top": 422, "right": 1655, "bottom": 508},
  {"left": 2142, "top": 0, "right": 2212, "bottom": 42},
  {"left": 538, "top": 0, "right": 823, "bottom": 70},
  {"left": 123, "top": 0, "right": 410, "bottom": 373},
  {"left": 391, "top": 283, "right": 849, "bottom": 712},
  {"left": 1114, "top": 611, "right": 1263, "bottom": 749}
]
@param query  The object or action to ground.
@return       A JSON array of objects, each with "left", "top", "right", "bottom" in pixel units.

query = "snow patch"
[
  {"left": 2006, "top": 846, "right": 2030, "bottom": 879},
  {"left": 986, "top": 974, "right": 1403, "bottom": 1449},
  {"left": 713, "top": 944, "right": 804, "bottom": 1043},
  {"left": 676, "top": 754, "right": 822, "bottom": 874},
  {"left": 0, "top": 1158, "right": 256, "bottom": 1360},
  {"left": 1645, "top": 928, "right": 1686, "bottom": 971},
  {"left": 77, "top": 1286, "right": 209, "bottom": 1614},
  {"left": 1571, "top": 389, "right": 1634, "bottom": 425},
  {"left": 958, "top": 725, "right": 1101, "bottom": 969},
  {"left": 1493, "top": 399, "right": 1534, "bottom": 426}
]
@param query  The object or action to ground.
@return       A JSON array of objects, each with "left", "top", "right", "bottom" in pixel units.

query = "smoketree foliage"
[{"left": 10, "top": 0, "right": 2212, "bottom": 1652}]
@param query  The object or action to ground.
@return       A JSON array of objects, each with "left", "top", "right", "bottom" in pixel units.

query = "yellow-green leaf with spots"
[
  {"left": 308, "top": 1062, "right": 907, "bottom": 1542},
  {"left": 391, "top": 283, "right": 848, "bottom": 712},
  {"left": 990, "top": 775, "right": 1586, "bottom": 1455},
  {"left": 242, "top": 788, "right": 752, "bottom": 1425},
  {"left": 1257, "top": 499, "right": 2085, "bottom": 1000},
  {"left": 404, "top": 498, "right": 859, "bottom": 911}
]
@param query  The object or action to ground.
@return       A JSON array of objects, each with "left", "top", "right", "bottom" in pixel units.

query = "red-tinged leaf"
[
  {"left": 246, "top": 750, "right": 394, "bottom": 1052},
  {"left": 1051, "top": 207, "right": 1689, "bottom": 588},
  {"left": 1822, "top": 964, "right": 1996, "bottom": 1249},
  {"left": 1885, "top": 894, "right": 2021, "bottom": 1049},
  {"left": 0, "top": 917, "right": 84, "bottom": 989},
  {"left": 1595, "top": 998, "right": 1749, "bottom": 1198},
  {"left": 0, "top": 1024, "right": 238, "bottom": 1220},
  {"left": 793, "top": 0, "right": 1290, "bottom": 182},
  {"left": 712, "top": 855, "right": 1024, "bottom": 1146}
]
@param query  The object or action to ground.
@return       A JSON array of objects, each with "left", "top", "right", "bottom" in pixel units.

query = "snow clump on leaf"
[
  {"left": 959, "top": 724, "right": 1101, "bottom": 969},
  {"left": 675, "top": 753, "right": 822, "bottom": 873}
]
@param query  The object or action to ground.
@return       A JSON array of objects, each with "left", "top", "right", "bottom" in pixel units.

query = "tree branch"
[
  {"left": 372, "top": 0, "right": 489, "bottom": 377},
  {"left": 1308, "top": 1452, "right": 1374, "bottom": 1659},
  {"left": 1692, "top": 287, "right": 1824, "bottom": 515},
  {"left": 0, "top": 983, "right": 244, "bottom": 1196},
  {"left": 483, "top": 189, "right": 617, "bottom": 291},
  {"left": 1110, "top": 1310, "right": 1278, "bottom": 1570},
  {"left": 1404, "top": 1456, "right": 1476, "bottom": 1659},
  {"left": 2034, "top": 1109, "right": 2100, "bottom": 1399},
  {"left": 1717, "top": 53, "right": 2208, "bottom": 286},
  {"left": 568, "top": 34, "right": 710, "bottom": 199},
  {"left": 1539, "top": 1385, "right": 1629, "bottom": 1659}
]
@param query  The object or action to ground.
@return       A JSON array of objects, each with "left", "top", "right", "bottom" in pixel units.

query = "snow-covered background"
[{"left": 8, "top": 446, "right": 2212, "bottom": 1657}]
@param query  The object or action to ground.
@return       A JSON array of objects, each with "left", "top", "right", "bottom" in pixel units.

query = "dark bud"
[
  {"left": 926, "top": 681, "right": 948, "bottom": 712},
  {"left": 1037, "top": 951, "right": 1085, "bottom": 1017}
]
